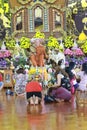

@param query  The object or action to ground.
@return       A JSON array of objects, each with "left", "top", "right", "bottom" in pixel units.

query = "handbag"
[{"left": 61, "top": 76, "right": 71, "bottom": 91}]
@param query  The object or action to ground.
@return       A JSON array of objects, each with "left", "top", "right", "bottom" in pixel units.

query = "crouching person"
[{"left": 25, "top": 75, "right": 42, "bottom": 105}]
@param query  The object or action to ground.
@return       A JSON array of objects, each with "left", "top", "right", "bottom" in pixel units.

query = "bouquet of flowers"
[
  {"left": 73, "top": 48, "right": 84, "bottom": 56},
  {"left": 47, "top": 36, "right": 59, "bottom": 49},
  {"left": 5, "top": 37, "right": 16, "bottom": 50},
  {"left": 0, "top": 50, "right": 11, "bottom": 58},
  {"left": 0, "top": 58, "right": 11, "bottom": 68},
  {"left": 64, "top": 36, "right": 74, "bottom": 48},
  {"left": 64, "top": 48, "right": 73, "bottom": 56},
  {"left": 12, "top": 55, "right": 27, "bottom": 68},
  {"left": 20, "top": 37, "right": 31, "bottom": 49},
  {"left": 81, "top": 40, "right": 87, "bottom": 54},
  {"left": 34, "top": 31, "right": 45, "bottom": 39}
]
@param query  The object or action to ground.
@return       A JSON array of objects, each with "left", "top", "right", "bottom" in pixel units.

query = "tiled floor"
[{"left": 0, "top": 89, "right": 87, "bottom": 130}]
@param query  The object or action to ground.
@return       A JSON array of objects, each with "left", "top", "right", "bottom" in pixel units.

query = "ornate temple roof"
[{"left": 9, "top": 0, "right": 68, "bottom": 9}]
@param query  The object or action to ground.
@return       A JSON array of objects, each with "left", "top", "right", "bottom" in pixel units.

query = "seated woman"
[
  {"left": 0, "top": 71, "right": 4, "bottom": 91},
  {"left": 47, "top": 60, "right": 72, "bottom": 102},
  {"left": 25, "top": 75, "right": 42, "bottom": 105},
  {"left": 76, "top": 62, "right": 87, "bottom": 91},
  {"left": 65, "top": 66, "right": 79, "bottom": 94},
  {"left": 14, "top": 68, "right": 28, "bottom": 96}
]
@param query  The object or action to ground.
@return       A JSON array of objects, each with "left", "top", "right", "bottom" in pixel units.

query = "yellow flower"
[
  {"left": 5, "top": 38, "right": 16, "bottom": 49},
  {"left": 29, "top": 68, "right": 36, "bottom": 75},
  {"left": 34, "top": 31, "right": 45, "bottom": 39},
  {"left": 81, "top": 40, "right": 87, "bottom": 53},
  {"left": 20, "top": 37, "right": 31, "bottom": 49},
  {"left": 79, "top": 32, "right": 87, "bottom": 41},
  {"left": 47, "top": 36, "right": 59, "bottom": 49},
  {"left": 64, "top": 36, "right": 74, "bottom": 48}
]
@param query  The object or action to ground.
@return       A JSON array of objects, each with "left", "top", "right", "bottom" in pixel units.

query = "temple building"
[{"left": 9, "top": 0, "right": 68, "bottom": 38}]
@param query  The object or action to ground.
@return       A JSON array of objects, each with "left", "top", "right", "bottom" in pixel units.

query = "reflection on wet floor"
[{"left": 0, "top": 90, "right": 87, "bottom": 130}]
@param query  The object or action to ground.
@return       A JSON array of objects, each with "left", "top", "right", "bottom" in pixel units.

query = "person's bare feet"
[
  {"left": 35, "top": 96, "right": 39, "bottom": 105},
  {"left": 35, "top": 96, "right": 41, "bottom": 105},
  {"left": 29, "top": 97, "right": 35, "bottom": 105}
]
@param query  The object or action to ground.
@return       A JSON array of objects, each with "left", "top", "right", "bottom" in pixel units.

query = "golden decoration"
[
  {"left": 17, "top": 0, "right": 31, "bottom": 5},
  {"left": 44, "top": 0, "right": 56, "bottom": 3}
]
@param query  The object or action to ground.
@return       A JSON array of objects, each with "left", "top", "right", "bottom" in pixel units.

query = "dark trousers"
[{"left": 26, "top": 92, "right": 42, "bottom": 99}]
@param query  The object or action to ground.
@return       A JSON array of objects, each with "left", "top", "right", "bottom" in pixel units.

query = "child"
[
  {"left": 65, "top": 66, "right": 79, "bottom": 94},
  {"left": 14, "top": 67, "right": 28, "bottom": 96},
  {"left": 0, "top": 71, "right": 4, "bottom": 91}
]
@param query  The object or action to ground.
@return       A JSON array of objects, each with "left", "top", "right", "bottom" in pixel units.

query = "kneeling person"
[{"left": 25, "top": 75, "right": 42, "bottom": 105}]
